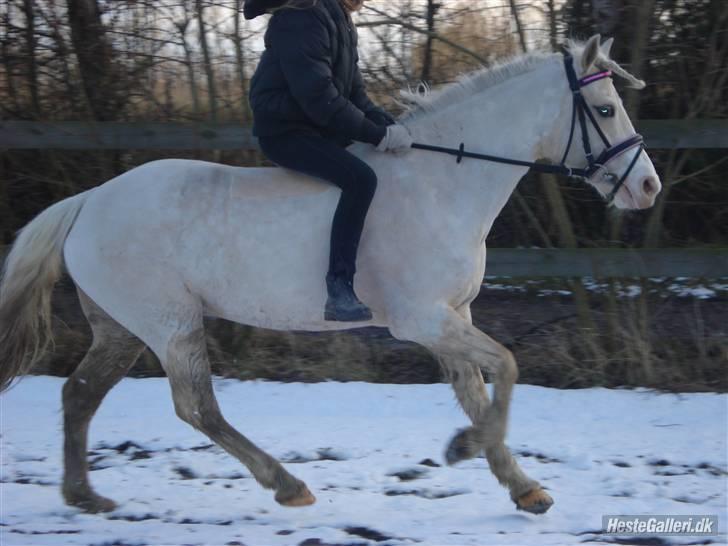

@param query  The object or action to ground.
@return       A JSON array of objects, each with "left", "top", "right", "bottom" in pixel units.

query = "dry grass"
[{"left": 29, "top": 276, "right": 728, "bottom": 392}]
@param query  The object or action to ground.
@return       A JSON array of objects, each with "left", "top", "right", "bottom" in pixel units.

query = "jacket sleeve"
[
  {"left": 269, "top": 9, "right": 382, "bottom": 143},
  {"left": 351, "top": 54, "right": 396, "bottom": 126}
]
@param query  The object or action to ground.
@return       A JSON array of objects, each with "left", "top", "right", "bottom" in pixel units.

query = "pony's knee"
[
  {"left": 62, "top": 377, "right": 92, "bottom": 414},
  {"left": 172, "top": 394, "right": 221, "bottom": 431}
]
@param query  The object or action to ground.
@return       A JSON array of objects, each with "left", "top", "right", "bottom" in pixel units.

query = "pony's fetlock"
[
  {"left": 63, "top": 486, "right": 117, "bottom": 513},
  {"left": 445, "top": 427, "right": 482, "bottom": 465}
]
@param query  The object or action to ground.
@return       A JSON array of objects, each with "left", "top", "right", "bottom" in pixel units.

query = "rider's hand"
[{"left": 376, "top": 124, "right": 413, "bottom": 154}]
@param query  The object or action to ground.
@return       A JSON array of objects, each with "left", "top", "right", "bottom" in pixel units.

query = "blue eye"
[{"left": 596, "top": 105, "right": 615, "bottom": 118}]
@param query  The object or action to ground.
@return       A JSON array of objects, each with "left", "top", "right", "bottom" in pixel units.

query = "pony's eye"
[{"left": 596, "top": 105, "right": 615, "bottom": 118}]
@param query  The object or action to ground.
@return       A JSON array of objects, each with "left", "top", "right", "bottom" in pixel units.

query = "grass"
[{"left": 34, "top": 276, "right": 727, "bottom": 392}]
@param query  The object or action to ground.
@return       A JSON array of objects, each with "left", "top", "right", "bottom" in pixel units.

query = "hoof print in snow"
[
  {"left": 107, "top": 513, "right": 158, "bottom": 522},
  {"left": 281, "top": 452, "right": 312, "bottom": 463},
  {"left": 92, "top": 441, "right": 153, "bottom": 463},
  {"left": 517, "top": 450, "right": 562, "bottom": 464},
  {"left": 344, "top": 526, "right": 393, "bottom": 542},
  {"left": 173, "top": 466, "right": 198, "bottom": 480},
  {"left": 697, "top": 462, "right": 727, "bottom": 476},
  {"left": 190, "top": 443, "right": 215, "bottom": 451},
  {"left": 384, "top": 488, "right": 467, "bottom": 499},
  {"left": 646, "top": 459, "right": 727, "bottom": 477},
  {"left": 387, "top": 468, "right": 428, "bottom": 481},
  {"left": 316, "top": 448, "right": 346, "bottom": 461},
  {"left": 112, "top": 440, "right": 143, "bottom": 453},
  {"left": 298, "top": 538, "right": 367, "bottom": 546},
  {"left": 91, "top": 541, "right": 146, "bottom": 546},
  {"left": 612, "top": 461, "right": 631, "bottom": 468},
  {"left": 277, "top": 530, "right": 295, "bottom": 536},
  {"left": 89, "top": 455, "right": 111, "bottom": 471},
  {"left": 282, "top": 448, "right": 347, "bottom": 463},
  {"left": 12, "top": 473, "right": 55, "bottom": 486},
  {"left": 648, "top": 458, "right": 671, "bottom": 467},
  {"left": 418, "top": 458, "right": 441, "bottom": 467},
  {"left": 8, "top": 529, "right": 81, "bottom": 536}
]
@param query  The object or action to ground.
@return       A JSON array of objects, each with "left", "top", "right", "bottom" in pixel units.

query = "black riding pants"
[{"left": 258, "top": 132, "right": 378, "bottom": 280}]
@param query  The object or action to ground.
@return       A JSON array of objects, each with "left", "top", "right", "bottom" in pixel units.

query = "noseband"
[{"left": 410, "top": 52, "right": 646, "bottom": 203}]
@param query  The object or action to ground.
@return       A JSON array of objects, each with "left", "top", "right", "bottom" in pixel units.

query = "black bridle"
[{"left": 410, "top": 52, "right": 645, "bottom": 203}]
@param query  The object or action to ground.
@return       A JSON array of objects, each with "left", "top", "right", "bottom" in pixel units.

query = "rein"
[{"left": 410, "top": 52, "right": 645, "bottom": 202}]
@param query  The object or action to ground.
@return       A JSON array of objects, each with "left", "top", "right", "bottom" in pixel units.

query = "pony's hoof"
[
  {"left": 275, "top": 484, "right": 316, "bottom": 507},
  {"left": 515, "top": 488, "right": 553, "bottom": 515},
  {"left": 65, "top": 491, "right": 117, "bottom": 513},
  {"left": 445, "top": 428, "right": 481, "bottom": 465}
]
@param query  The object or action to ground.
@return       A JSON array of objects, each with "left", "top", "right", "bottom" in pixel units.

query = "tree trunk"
[
  {"left": 177, "top": 17, "right": 201, "bottom": 117},
  {"left": 420, "top": 0, "right": 439, "bottom": 84},
  {"left": 66, "top": 0, "right": 122, "bottom": 121},
  {"left": 547, "top": 0, "right": 558, "bottom": 51},
  {"left": 232, "top": 0, "right": 249, "bottom": 121},
  {"left": 508, "top": 0, "right": 528, "bottom": 53},
  {"left": 624, "top": 0, "right": 655, "bottom": 119},
  {"left": 22, "top": 0, "right": 40, "bottom": 116},
  {"left": 195, "top": 0, "right": 218, "bottom": 122}
]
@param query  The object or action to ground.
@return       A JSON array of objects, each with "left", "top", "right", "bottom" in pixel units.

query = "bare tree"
[
  {"left": 419, "top": 0, "right": 440, "bottom": 84},
  {"left": 195, "top": 0, "right": 218, "bottom": 121},
  {"left": 66, "top": 0, "right": 125, "bottom": 120}
]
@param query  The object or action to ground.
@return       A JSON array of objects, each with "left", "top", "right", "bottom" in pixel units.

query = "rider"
[{"left": 246, "top": 0, "right": 412, "bottom": 322}]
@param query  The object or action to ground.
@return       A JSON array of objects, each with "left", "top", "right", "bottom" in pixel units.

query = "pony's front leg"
[
  {"left": 438, "top": 354, "right": 552, "bottom": 514},
  {"left": 393, "top": 307, "right": 553, "bottom": 514}
]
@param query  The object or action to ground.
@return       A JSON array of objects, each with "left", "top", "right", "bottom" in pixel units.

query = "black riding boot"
[{"left": 325, "top": 273, "right": 372, "bottom": 322}]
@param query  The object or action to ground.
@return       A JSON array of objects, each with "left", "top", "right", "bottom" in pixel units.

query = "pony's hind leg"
[
  {"left": 62, "top": 289, "right": 146, "bottom": 513},
  {"left": 162, "top": 324, "right": 315, "bottom": 507}
]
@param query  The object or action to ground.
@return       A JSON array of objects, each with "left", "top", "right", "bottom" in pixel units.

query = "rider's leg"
[{"left": 258, "top": 132, "right": 377, "bottom": 322}]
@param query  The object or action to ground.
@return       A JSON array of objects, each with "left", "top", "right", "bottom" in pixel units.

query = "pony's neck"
[{"left": 403, "top": 55, "right": 567, "bottom": 241}]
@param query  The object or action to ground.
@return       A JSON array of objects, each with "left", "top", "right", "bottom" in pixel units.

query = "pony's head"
[{"left": 558, "top": 35, "right": 661, "bottom": 209}]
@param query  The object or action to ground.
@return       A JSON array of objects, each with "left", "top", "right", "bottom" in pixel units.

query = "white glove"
[{"left": 376, "top": 124, "right": 413, "bottom": 153}]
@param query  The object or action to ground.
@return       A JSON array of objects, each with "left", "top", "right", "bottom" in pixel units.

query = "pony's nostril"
[{"left": 642, "top": 177, "right": 658, "bottom": 196}]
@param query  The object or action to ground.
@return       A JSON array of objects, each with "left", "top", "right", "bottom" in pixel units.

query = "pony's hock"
[{"left": 0, "top": 36, "right": 660, "bottom": 516}]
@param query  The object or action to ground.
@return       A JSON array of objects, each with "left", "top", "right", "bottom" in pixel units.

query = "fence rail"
[
  {"left": 0, "top": 246, "right": 726, "bottom": 277},
  {"left": 3, "top": 119, "right": 726, "bottom": 277},
  {"left": 484, "top": 248, "right": 728, "bottom": 277},
  {"left": 1, "top": 119, "right": 727, "bottom": 150}
]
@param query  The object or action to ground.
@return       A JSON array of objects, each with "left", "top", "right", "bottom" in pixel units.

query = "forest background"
[{"left": 1, "top": 0, "right": 726, "bottom": 390}]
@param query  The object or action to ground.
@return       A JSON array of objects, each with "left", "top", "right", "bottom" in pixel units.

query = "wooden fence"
[
  {"left": 1, "top": 247, "right": 725, "bottom": 279},
  {"left": 1, "top": 119, "right": 727, "bottom": 150},
  {"left": 2, "top": 120, "right": 727, "bottom": 277}
]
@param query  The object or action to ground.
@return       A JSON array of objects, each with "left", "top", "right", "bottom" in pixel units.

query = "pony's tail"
[{"left": 0, "top": 191, "right": 90, "bottom": 392}]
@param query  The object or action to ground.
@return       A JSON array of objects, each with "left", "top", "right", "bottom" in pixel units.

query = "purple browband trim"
[{"left": 579, "top": 70, "right": 612, "bottom": 87}]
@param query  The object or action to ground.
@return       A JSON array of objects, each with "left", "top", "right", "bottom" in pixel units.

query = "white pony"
[{"left": 0, "top": 36, "right": 660, "bottom": 515}]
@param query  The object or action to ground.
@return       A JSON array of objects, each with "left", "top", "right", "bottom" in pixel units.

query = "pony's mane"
[
  {"left": 400, "top": 51, "right": 558, "bottom": 121},
  {"left": 400, "top": 40, "right": 644, "bottom": 121}
]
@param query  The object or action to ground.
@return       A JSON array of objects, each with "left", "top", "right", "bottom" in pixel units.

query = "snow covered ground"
[
  {"left": 482, "top": 276, "right": 728, "bottom": 300},
  {"left": 1, "top": 377, "right": 726, "bottom": 546}
]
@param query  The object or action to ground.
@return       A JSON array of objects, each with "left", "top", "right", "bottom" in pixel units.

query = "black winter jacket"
[{"left": 248, "top": 0, "right": 392, "bottom": 145}]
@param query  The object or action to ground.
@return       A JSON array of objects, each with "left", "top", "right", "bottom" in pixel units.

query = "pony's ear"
[
  {"left": 582, "top": 34, "right": 601, "bottom": 72},
  {"left": 600, "top": 37, "right": 614, "bottom": 58}
]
